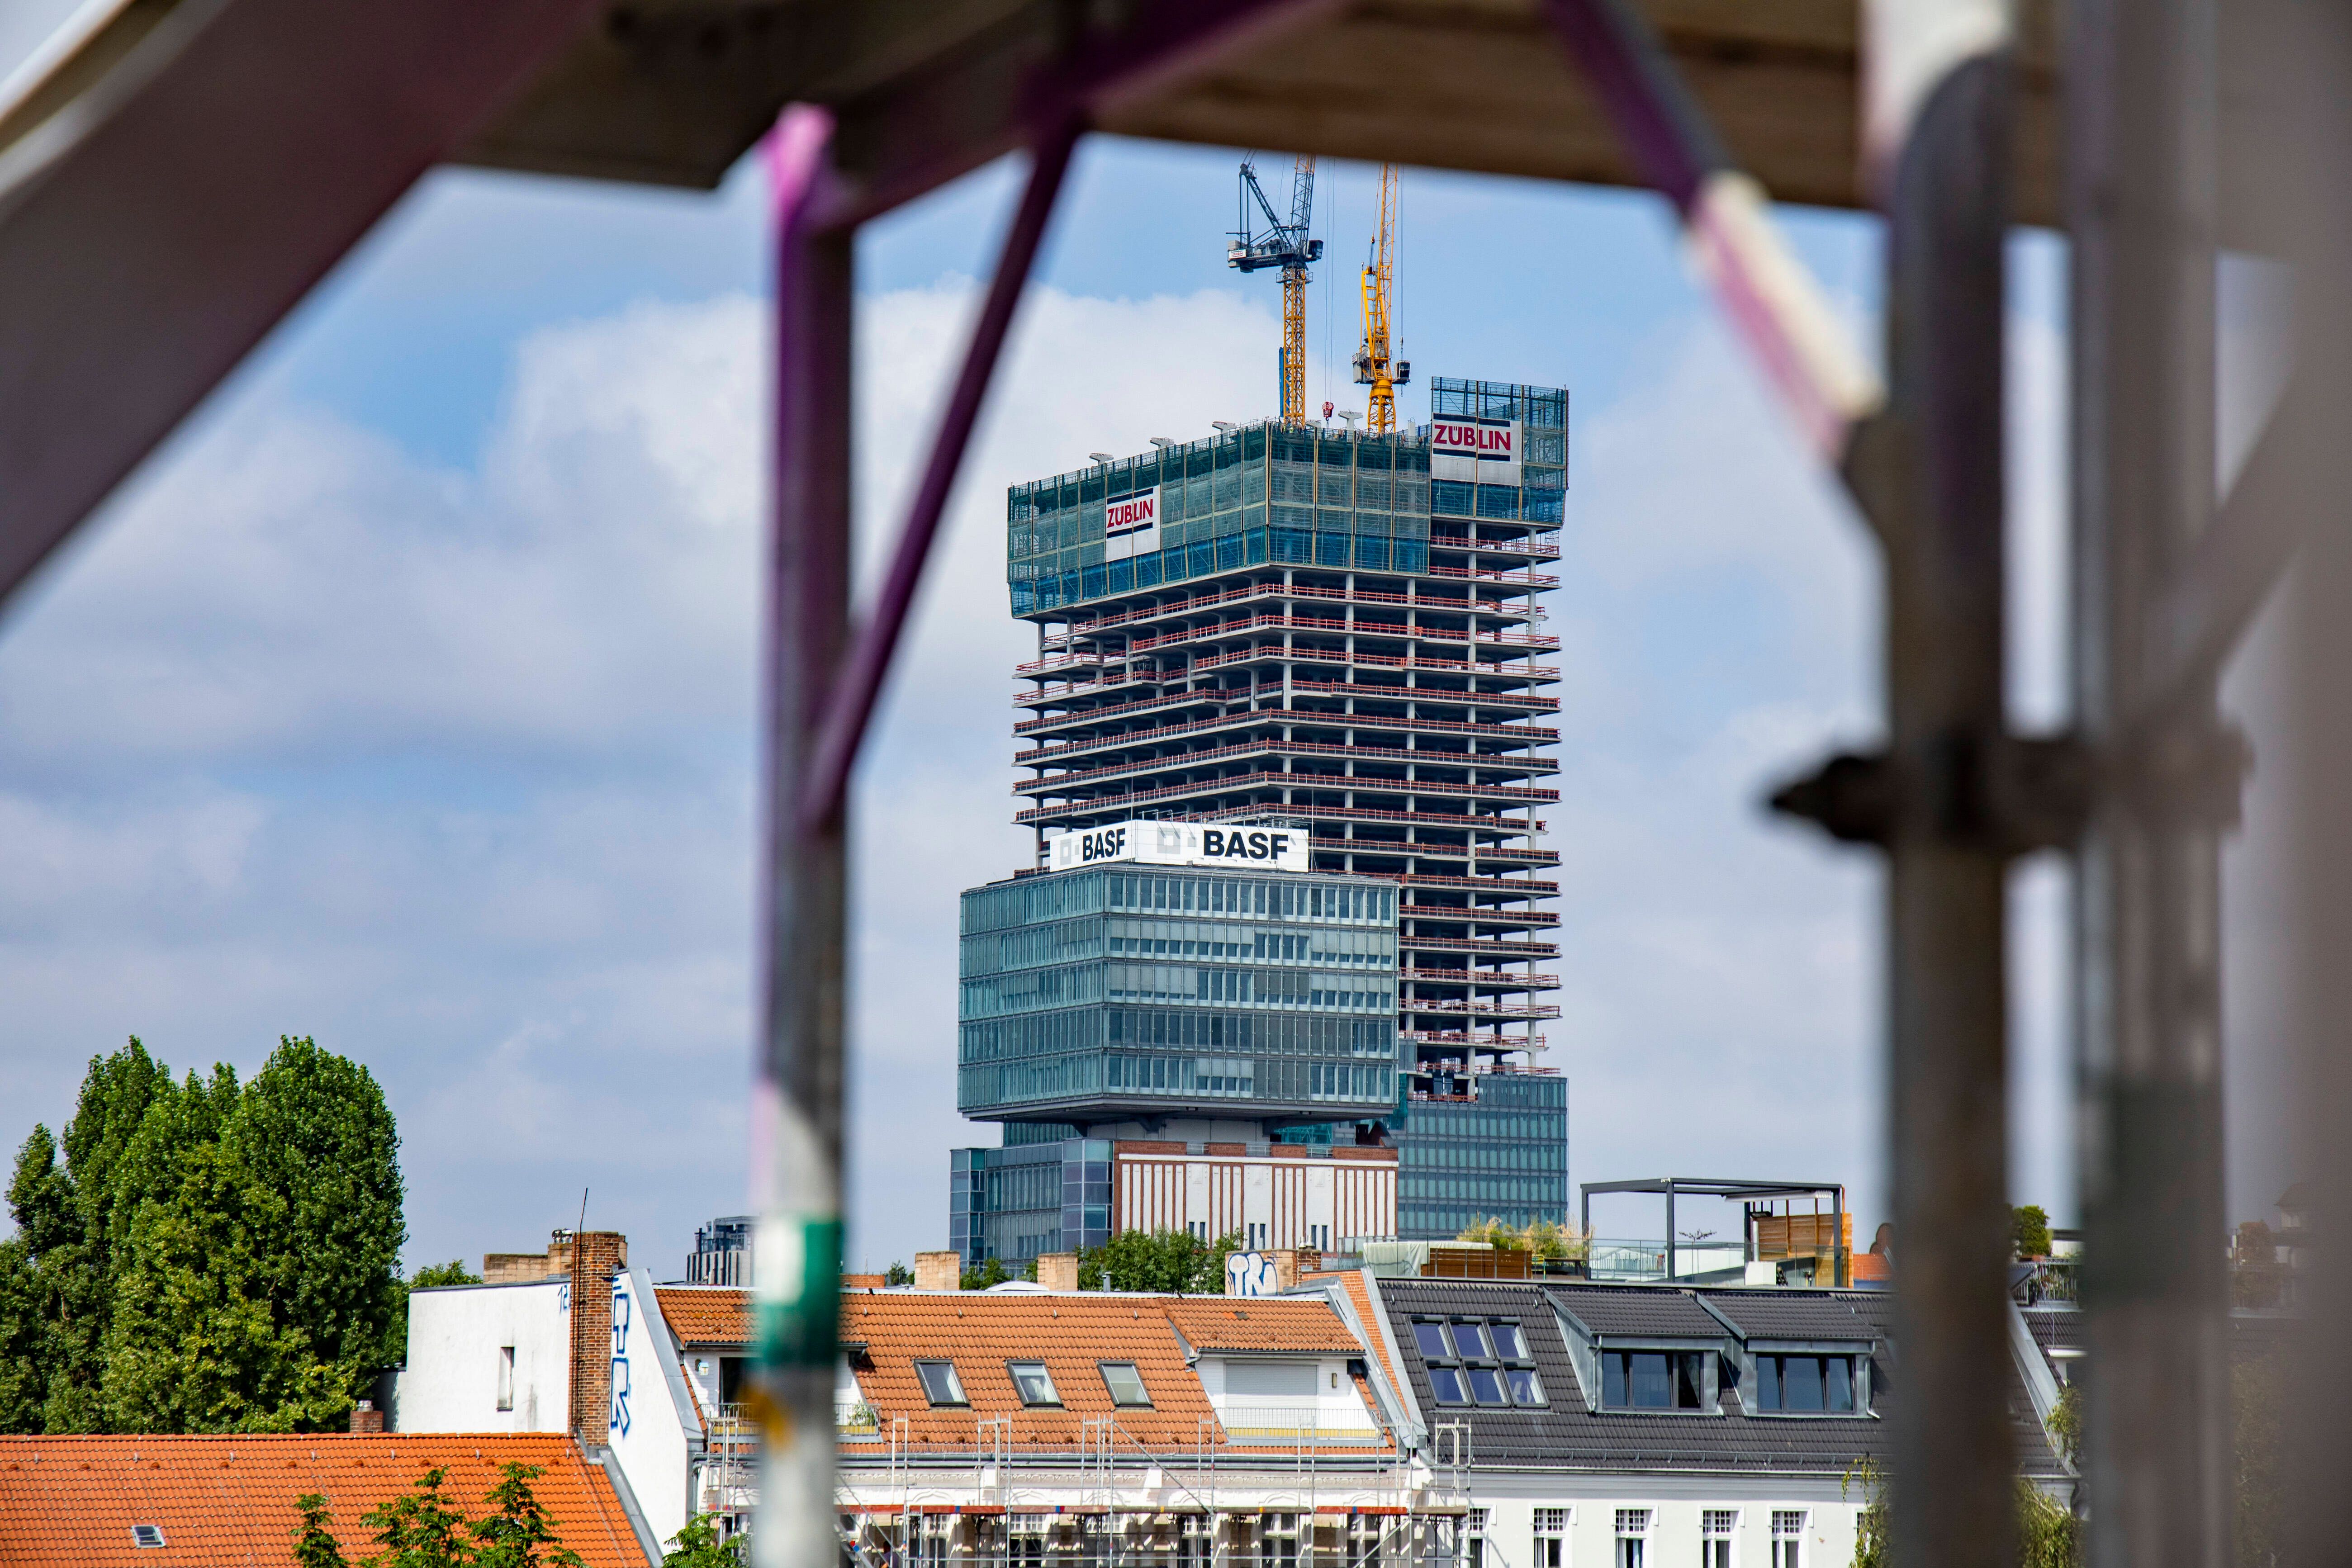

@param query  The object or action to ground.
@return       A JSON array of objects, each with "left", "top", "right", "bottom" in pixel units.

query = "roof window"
[
  {"left": 1099, "top": 1361, "right": 1152, "bottom": 1407},
  {"left": 1007, "top": 1361, "right": 1061, "bottom": 1407},
  {"left": 914, "top": 1360, "right": 968, "bottom": 1407},
  {"left": 1412, "top": 1316, "right": 1546, "bottom": 1409},
  {"left": 132, "top": 1525, "right": 167, "bottom": 1548}
]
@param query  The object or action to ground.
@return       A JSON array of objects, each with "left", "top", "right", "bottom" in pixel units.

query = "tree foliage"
[
  {"left": 884, "top": 1261, "right": 914, "bottom": 1287},
  {"left": 0, "top": 1035, "right": 406, "bottom": 1434},
  {"left": 1074, "top": 1227, "right": 1245, "bottom": 1293},
  {"left": 1845, "top": 1456, "right": 2078, "bottom": 1568},
  {"left": 364, "top": 1467, "right": 477, "bottom": 1568},
  {"left": 472, "top": 1463, "right": 586, "bottom": 1568},
  {"left": 2012, "top": 1205, "right": 2054, "bottom": 1260},
  {"left": 663, "top": 1513, "right": 750, "bottom": 1567},
  {"left": 294, "top": 1493, "right": 353, "bottom": 1568},
  {"left": 1456, "top": 1216, "right": 1588, "bottom": 1262}
]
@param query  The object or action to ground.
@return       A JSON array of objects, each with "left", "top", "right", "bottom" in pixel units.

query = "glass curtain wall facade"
[
  {"left": 950, "top": 1139, "right": 1111, "bottom": 1265},
  {"left": 959, "top": 865, "right": 1402, "bottom": 1124},
  {"left": 1001, "top": 379, "right": 1570, "bottom": 1239}
]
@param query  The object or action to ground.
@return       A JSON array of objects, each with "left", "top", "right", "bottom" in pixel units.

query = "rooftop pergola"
[
  {"left": 3, "top": 3, "right": 2347, "bottom": 1567},
  {"left": 1580, "top": 1176, "right": 1849, "bottom": 1286}
]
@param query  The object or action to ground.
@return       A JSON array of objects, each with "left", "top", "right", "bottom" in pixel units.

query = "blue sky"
[{"left": 0, "top": 52, "right": 2297, "bottom": 1277}]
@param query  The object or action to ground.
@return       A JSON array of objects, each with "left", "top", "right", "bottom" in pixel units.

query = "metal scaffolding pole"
[
  {"left": 757, "top": 103, "right": 854, "bottom": 1568},
  {"left": 2066, "top": 2, "right": 2230, "bottom": 1563},
  {"left": 1863, "top": 7, "right": 2019, "bottom": 1566}
]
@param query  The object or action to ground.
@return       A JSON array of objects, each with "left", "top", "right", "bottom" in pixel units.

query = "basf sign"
[
  {"left": 1430, "top": 416, "right": 1521, "bottom": 486},
  {"left": 1104, "top": 485, "right": 1160, "bottom": 560},
  {"left": 1048, "top": 820, "right": 1311, "bottom": 874}
]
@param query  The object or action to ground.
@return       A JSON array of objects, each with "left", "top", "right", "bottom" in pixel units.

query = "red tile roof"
[
  {"left": 1163, "top": 1297, "right": 1364, "bottom": 1355},
  {"left": 840, "top": 1290, "right": 1381, "bottom": 1455},
  {"left": 654, "top": 1285, "right": 752, "bottom": 1346},
  {"left": 0, "top": 1433, "right": 646, "bottom": 1568}
]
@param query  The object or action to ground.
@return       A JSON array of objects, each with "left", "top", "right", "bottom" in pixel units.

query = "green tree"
[
  {"left": 884, "top": 1261, "right": 914, "bottom": 1287},
  {"left": 410, "top": 1261, "right": 483, "bottom": 1289},
  {"left": 2012, "top": 1205, "right": 2054, "bottom": 1260},
  {"left": 1845, "top": 1457, "right": 2077, "bottom": 1568},
  {"left": 364, "top": 1466, "right": 475, "bottom": 1568},
  {"left": 662, "top": 1514, "right": 749, "bottom": 1567},
  {"left": 959, "top": 1256, "right": 1011, "bottom": 1291},
  {"left": 1075, "top": 1227, "right": 1245, "bottom": 1293},
  {"left": 0, "top": 1038, "right": 177, "bottom": 1432},
  {"left": 471, "top": 1462, "right": 584, "bottom": 1568},
  {"left": 294, "top": 1492, "right": 353, "bottom": 1568},
  {"left": 2047, "top": 1380, "right": 2081, "bottom": 1469},
  {"left": 101, "top": 1037, "right": 404, "bottom": 1432}
]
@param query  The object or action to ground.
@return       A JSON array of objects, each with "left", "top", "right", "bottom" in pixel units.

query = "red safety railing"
[
  {"left": 1015, "top": 612, "right": 1561, "bottom": 675},
  {"left": 1015, "top": 711, "right": 1558, "bottom": 764},
  {"left": 1015, "top": 739, "right": 1563, "bottom": 796},
  {"left": 1014, "top": 678, "right": 1560, "bottom": 731}
]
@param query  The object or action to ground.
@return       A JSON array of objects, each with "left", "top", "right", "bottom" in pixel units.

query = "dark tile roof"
[
  {"left": 1705, "top": 1293, "right": 1886, "bottom": 1342},
  {"left": 1542, "top": 1284, "right": 1725, "bottom": 1339},
  {"left": 1367, "top": 1278, "right": 2068, "bottom": 1480},
  {"left": 1372, "top": 1279, "right": 1897, "bottom": 1475}
]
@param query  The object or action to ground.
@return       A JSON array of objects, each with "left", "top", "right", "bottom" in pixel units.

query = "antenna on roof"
[{"left": 577, "top": 1187, "right": 588, "bottom": 1237}]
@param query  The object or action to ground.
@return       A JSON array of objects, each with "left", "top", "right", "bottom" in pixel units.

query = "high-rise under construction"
[{"left": 948, "top": 377, "right": 1568, "bottom": 1262}]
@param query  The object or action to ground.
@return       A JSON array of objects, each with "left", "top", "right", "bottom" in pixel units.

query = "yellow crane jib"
[
  {"left": 1354, "top": 163, "right": 1410, "bottom": 435},
  {"left": 1228, "top": 153, "right": 1320, "bottom": 424}
]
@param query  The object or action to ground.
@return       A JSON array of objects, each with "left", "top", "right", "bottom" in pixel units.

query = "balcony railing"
[
  {"left": 1017, "top": 741, "right": 1563, "bottom": 798},
  {"left": 1015, "top": 711, "right": 1560, "bottom": 765},
  {"left": 1015, "top": 612, "right": 1562, "bottom": 675},
  {"left": 1586, "top": 1238, "right": 1752, "bottom": 1282},
  {"left": 1041, "top": 580, "right": 1547, "bottom": 649},
  {"left": 1017, "top": 677, "right": 1559, "bottom": 725}
]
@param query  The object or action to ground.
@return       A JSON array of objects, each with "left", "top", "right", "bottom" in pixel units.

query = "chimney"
[
  {"left": 1269, "top": 1248, "right": 1320, "bottom": 1289},
  {"left": 1036, "top": 1252, "right": 1080, "bottom": 1292},
  {"left": 567, "top": 1231, "right": 627, "bottom": 1448},
  {"left": 914, "top": 1251, "right": 963, "bottom": 1291},
  {"left": 349, "top": 1399, "right": 384, "bottom": 1435},
  {"left": 843, "top": 1272, "right": 887, "bottom": 1291}
]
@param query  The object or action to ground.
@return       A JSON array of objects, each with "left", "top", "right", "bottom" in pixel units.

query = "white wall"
[
  {"left": 609, "top": 1267, "right": 697, "bottom": 1549},
  {"left": 398, "top": 1279, "right": 571, "bottom": 1434},
  {"left": 1197, "top": 1355, "right": 1378, "bottom": 1435},
  {"left": 1468, "top": 1483, "right": 1860, "bottom": 1568}
]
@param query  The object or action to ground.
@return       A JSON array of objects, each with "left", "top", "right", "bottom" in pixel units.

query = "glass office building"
[
  {"left": 958, "top": 864, "right": 1403, "bottom": 1125},
  {"left": 957, "top": 377, "right": 1573, "bottom": 1257}
]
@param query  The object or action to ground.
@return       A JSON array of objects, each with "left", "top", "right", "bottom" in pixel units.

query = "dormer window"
[
  {"left": 1601, "top": 1350, "right": 1707, "bottom": 1410},
  {"left": 1412, "top": 1316, "right": 1546, "bottom": 1408},
  {"left": 1755, "top": 1354, "right": 1858, "bottom": 1413}
]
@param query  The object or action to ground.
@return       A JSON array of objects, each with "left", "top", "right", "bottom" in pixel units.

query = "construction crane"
[
  {"left": 1355, "top": 163, "right": 1410, "bottom": 433},
  {"left": 1228, "top": 154, "right": 1321, "bottom": 423}
]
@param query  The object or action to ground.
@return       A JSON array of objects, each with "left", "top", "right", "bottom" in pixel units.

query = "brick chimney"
[
  {"left": 567, "top": 1231, "right": 627, "bottom": 1447},
  {"left": 914, "top": 1251, "right": 963, "bottom": 1290},
  {"left": 349, "top": 1399, "right": 384, "bottom": 1434},
  {"left": 1036, "top": 1252, "right": 1080, "bottom": 1291},
  {"left": 1269, "top": 1248, "right": 1321, "bottom": 1289}
]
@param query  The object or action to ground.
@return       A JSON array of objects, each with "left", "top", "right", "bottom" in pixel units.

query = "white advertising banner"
[
  {"left": 1429, "top": 416, "right": 1521, "bottom": 486},
  {"left": 1049, "top": 819, "right": 1312, "bottom": 874},
  {"left": 1104, "top": 485, "right": 1161, "bottom": 560}
]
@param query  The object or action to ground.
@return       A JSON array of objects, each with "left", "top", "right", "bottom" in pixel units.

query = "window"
[
  {"left": 1008, "top": 1360, "right": 1061, "bottom": 1406},
  {"left": 915, "top": 1360, "right": 968, "bottom": 1407},
  {"left": 1752, "top": 1356, "right": 1858, "bottom": 1413},
  {"left": 1702, "top": 1510, "right": 1738, "bottom": 1568},
  {"left": 1613, "top": 1509, "right": 1650, "bottom": 1568},
  {"left": 721, "top": 1355, "right": 749, "bottom": 1406},
  {"left": 1771, "top": 1512, "right": 1805, "bottom": 1568},
  {"left": 132, "top": 1526, "right": 167, "bottom": 1549},
  {"left": 1532, "top": 1508, "right": 1567, "bottom": 1568},
  {"left": 496, "top": 1345, "right": 515, "bottom": 1412},
  {"left": 1464, "top": 1508, "right": 1488, "bottom": 1568},
  {"left": 1260, "top": 1513, "right": 1301, "bottom": 1568},
  {"left": 1413, "top": 1316, "right": 1546, "bottom": 1408},
  {"left": 917, "top": 1515, "right": 953, "bottom": 1568},
  {"left": 1100, "top": 1361, "right": 1152, "bottom": 1407},
  {"left": 1601, "top": 1351, "right": 1707, "bottom": 1411}
]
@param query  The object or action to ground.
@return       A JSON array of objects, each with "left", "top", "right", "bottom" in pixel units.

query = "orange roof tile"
[
  {"left": 839, "top": 1290, "right": 1377, "bottom": 1455},
  {"left": 1162, "top": 1297, "right": 1363, "bottom": 1355},
  {"left": 655, "top": 1285, "right": 752, "bottom": 1345},
  {"left": 1314, "top": 1270, "right": 1404, "bottom": 1404},
  {"left": 0, "top": 1433, "right": 645, "bottom": 1568}
]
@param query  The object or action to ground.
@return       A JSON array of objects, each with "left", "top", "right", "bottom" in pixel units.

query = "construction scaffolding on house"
[
  {"left": 835, "top": 1416, "right": 1470, "bottom": 1568},
  {"left": 4, "top": 5, "right": 2347, "bottom": 1568}
]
